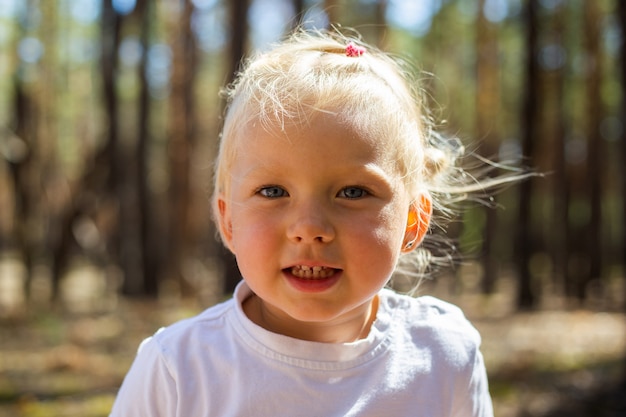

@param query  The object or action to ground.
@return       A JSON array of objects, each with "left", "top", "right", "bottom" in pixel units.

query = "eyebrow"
[{"left": 241, "top": 163, "right": 397, "bottom": 195}]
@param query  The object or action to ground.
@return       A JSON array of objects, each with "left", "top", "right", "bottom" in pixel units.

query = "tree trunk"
[
  {"left": 37, "top": 0, "right": 61, "bottom": 293},
  {"left": 135, "top": 0, "right": 159, "bottom": 296},
  {"left": 220, "top": 0, "right": 250, "bottom": 294},
  {"left": 582, "top": 0, "right": 603, "bottom": 295},
  {"left": 476, "top": 0, "right": 500, "bottom": 295},
  {"left": 166, "top": 0, "right": 197, "bottom": 296},
  {"left": 550, "top": 2, "right": 569, "bottom": 303},
  {"left": 324, "top": 0, "right": 338, "bottom": 27},
  {"left": 517, "top": 0, "right": 540, "bottom": 309},
  {"left": 8, "top": 1, "right": 44, "bottom": 300},
  {"left": 101, "top": 0, "right": 123, "bottom": 196},
  {"left": 619, "top": 0, "right": 626, "bottom": 315},
  {"left": 229, "top": 0, "right": 249, "bottom": 82},
  {"left": 101, "top": 0, "right": 143, "bottom": 297},
  {"left": 8, "top": 72, "right": 36, "bottom": 298},
  {"left": 617, "top": 0, "right": 626, "bottom": 391},
  {"left": 292, "top": 0, "right": 305, "bottom": 28}
]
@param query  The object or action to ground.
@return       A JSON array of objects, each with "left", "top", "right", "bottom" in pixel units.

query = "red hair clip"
[{"left": 345, "top": 42, "right": 366, "bottom": 57}]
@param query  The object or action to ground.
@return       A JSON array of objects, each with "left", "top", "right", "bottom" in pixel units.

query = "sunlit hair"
[{"left": 212, "top": 28, "right": 528, "bottom": 293}]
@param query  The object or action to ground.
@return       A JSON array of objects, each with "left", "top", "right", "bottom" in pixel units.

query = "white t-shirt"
[{"left": 110, "top": 281, "right": 493, "bottom": 417}]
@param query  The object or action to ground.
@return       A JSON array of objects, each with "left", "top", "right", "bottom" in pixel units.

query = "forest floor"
[{"left": 0, "top": 259, "right": 625, "bottom": 417}]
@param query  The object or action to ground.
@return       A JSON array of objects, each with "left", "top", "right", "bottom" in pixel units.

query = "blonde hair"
[{"left": 212, "top": 28, "right": 527, "bottom": 292}]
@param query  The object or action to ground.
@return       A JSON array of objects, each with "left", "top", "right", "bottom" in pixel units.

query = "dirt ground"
[{"left": 0, "top": 262, "right": 625, "bottom": 417}]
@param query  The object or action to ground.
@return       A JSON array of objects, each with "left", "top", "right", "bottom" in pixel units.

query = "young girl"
[{"left": 110, "top": 29, "right": 499, "bottom": 416}]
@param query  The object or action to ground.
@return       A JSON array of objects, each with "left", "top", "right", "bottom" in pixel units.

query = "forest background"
[{"left": 0, "top": 0, "right": 625, "bottom": 416}]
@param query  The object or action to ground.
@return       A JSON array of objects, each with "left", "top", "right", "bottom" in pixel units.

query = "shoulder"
[
  {"left": 380, "top": 289, "right": 477, "bottom": 335},
  {"left": 380, "top": 290, "right": 482, "bottom": 366},
  {"left": 111, "top": 296, "right": 244, "bottom": 416},
  {"left": 144, "top": 297, "right": 237, "bottom": 357}
]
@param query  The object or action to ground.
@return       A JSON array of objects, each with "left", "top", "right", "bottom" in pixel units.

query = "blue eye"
[
  {"left": 258, "top": 186, "right": 288, "bottom": 198},
  {"left": 338, "top": 187, "right": 368, "bottom": 199}
]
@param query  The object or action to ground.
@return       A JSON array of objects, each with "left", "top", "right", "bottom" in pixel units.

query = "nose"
[{"left": 286, "top": 202, "right": 335, "bottom": 244}]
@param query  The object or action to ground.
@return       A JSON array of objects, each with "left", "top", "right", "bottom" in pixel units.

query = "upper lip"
[
  {"left": 289, "top": 265, "right": 335, "bottom": 271},
  {"left": 283, "top": 259, "right": 340, "bottom": 270}
]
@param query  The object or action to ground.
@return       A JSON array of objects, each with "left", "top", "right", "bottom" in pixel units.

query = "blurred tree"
[
  {"left": 46, "top": 0, "right": 139, "bottom": 300},
  {"left": 548, "top": 1, "right": 568, "bottom": 302},
  {"left": 582, "top": 0, "right": 603, "bottom": 295},
  {"left": 229, "top": 0, "right": 250, "bottom": 80},
  {"left": 620, "top": 0, "right": 626, "bottom": 311},
  {"left": 517, "top": 0, "right": 540, "bottom": 309},
  {"left": 8, "top": 0, "right": 66, "bottom": 299},
  {"left": 46, "top": 0, "right": 77, "bottom": 298},
  {"left": 8, "top": 1, "right": 39, "bottom": 298},
  {"left": 476, "top": 0, "right": 501, "bottom": 295},
  {"left": 166, "top": 0, "right": 198, "bottom": 296},
  {"left": 0, "top": 0, "right": 623, "bottom": 311},
  {"left": 292, "top": 0, "right": 306, "bottom": 28},
  {"left": 101, "top": 0, "right": 123, "bottom": 208},
  {"left": 222, "top": 0, "right": 251, "bottom": 294},
  {"left": 614, "top": 0, "right": 626, "bottom": 390},
  {"left": 564, "top": 0, "right": 605, "bottom": 303},
  {"left": 325, "top": 0, "right": 339, "bottom": 25},
  {"left": 131, "top": 0, "right": 159, "bottom": 296},
  {"left": 98, "top": 0, "right": 132, "bottom": 298}
]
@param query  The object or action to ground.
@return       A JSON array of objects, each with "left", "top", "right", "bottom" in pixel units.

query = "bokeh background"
[{"left": 0, "top": 0, "right": 625, "bottom": 416}]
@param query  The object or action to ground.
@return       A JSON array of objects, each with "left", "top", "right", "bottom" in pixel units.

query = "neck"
[{"left": 243, "top": 295, "right": 379, "bottom": 343}]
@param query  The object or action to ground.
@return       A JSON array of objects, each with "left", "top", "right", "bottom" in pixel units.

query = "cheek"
[
  {"left": 229, "top": 216, "right": 275, "bottom": 277},
  {"left": 352, "top": 206, "right": 406, "bottom": 254},
  {"left": 229, "top": 209, "right": 279, "bottom": 252},
  {"left": 376, "top": 203, "right": 408, "bottom": 242}
]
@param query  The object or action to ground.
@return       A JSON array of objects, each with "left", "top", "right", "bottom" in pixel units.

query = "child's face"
[{"left": 217, "top": 111, "right": 417, "bottom": 340}]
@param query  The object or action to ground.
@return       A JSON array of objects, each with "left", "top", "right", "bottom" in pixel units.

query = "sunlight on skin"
[{"left": 217, "top": 110, "right": 422, "bottom": 343}]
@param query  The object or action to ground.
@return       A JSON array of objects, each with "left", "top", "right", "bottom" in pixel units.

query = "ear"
[
  {"left": 217, "top": 196, "right": 235, "bottom": 252},
  {"left": 401, "top": 193, "right": 432, "bottom": 253}
]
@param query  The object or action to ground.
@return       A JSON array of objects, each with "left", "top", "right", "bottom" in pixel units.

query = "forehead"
[{"left": 233, "top": 109, "right": 393, "bottom": 164}]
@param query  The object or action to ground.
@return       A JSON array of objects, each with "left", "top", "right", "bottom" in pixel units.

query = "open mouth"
[{"left": 289, "top": 265, "right": 337, "bottom": 279}]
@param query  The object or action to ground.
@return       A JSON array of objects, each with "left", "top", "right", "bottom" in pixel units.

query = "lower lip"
[{"left": 284, "top": 270, "right": 341, "bottom": 293}]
